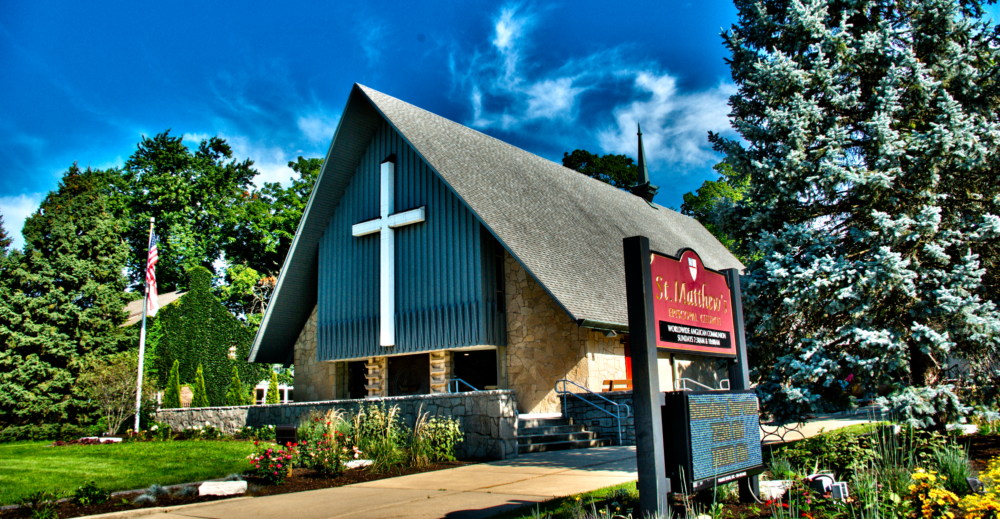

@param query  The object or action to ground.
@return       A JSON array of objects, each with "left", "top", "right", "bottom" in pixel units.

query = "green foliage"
[
  {"left": 561, "top": 150, "right": 638, "bottom": 190},
  {"left": 711, "top": 0, "right": 1000, "bottom": 422},
  {"left": 353, "top": 403, "right": 408, "bottom": 472},
  {"left": 411, "top": 415, "right": 462, "bottom": 464},
  {"left": 76, "top": 350, "right": 155, "bottom": 435},
  {"left": 154, "top": 267, "right": 268, "bottom": 407},
  {"left": 225, "top": 367, "right": 246, "bottom": 406},
  {"left": 0, "top": 440, "right": 256, "bottom": 505},
  {"left": 119, "top": 130, "right": 258, "bottom": 292},
  {"left": 680, "top": 161, "right": 753, "bottom": 262},
  {"left": 266, "top": 371, "right": 279, "bottom": 405},
  {"left": 73, "top": 481, "right": 110, "bottom": 506},
  {"left": 17, "top": 490, "right": 60, "bottom": 519},
  {"left": 0, "top": 164, "right": 131, "bottom": 439},
  {"left": 163, "top": 361, "right": 182, "bottom": 409},
  {"left": 933, "top": 442, "right": 973, "bottom": 496},
  {"left": 192, "top": 364, "right": 209, "bottom": 408},
  {"left": 0, "top": 207, "right": 12, "bottom": 253},
  {"left": 223, "top": 156, "right": 320, "bottom": 280}
]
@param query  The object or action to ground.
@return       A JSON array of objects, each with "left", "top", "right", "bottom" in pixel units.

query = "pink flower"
[{"left": 846, "top": 374, "right": 855, "bottom": 383}]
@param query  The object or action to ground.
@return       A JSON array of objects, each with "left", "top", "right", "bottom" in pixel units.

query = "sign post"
[
  {"left": 624, "top": 236, "right": 763, "bottom": 507},
  {"left": 623, "top": 236, "right": 669, "bottom": 518}
]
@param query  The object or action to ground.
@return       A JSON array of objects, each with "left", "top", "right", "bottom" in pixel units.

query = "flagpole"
[{"left": 134, "top": 217, "right": 154, "bottom": 432}]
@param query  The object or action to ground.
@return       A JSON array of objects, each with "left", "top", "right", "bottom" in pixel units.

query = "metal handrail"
[
  {"left": 448, "top": 378, "right": 479, "bottom": 393},
  {"left": 554, "top": 379, "right": 631, "bottom": 445},
  {"left": 675, "top": 378, "right": 730, "bottom": 391}
]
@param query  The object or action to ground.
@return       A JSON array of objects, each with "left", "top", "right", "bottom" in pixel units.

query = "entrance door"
[
  {"left": 388, "top": 353, "right": 430, "bottom": 396},
  {"left": 348, "top": 361, "right": 368, "bottom": 399},
  {"left": 452, "top": 349, "right": 498, "bottom": 391}
]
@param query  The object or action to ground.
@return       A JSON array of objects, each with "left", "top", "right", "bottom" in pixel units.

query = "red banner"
[{"left": 650, "top": 249, "right": 736, "bottom": 358}]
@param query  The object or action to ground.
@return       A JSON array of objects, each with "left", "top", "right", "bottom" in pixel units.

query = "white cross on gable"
[{"left": 352, "top": 159, "right": 425, "bottom": 347}]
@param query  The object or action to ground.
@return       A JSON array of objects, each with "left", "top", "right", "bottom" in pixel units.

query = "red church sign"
[{"left": 650, "top": 249, "right": 737, "bottom": 358}]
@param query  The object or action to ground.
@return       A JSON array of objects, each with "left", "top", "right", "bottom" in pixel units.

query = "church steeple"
[{"left": 631, "top": 124, "right": 659, "bottom": 205}]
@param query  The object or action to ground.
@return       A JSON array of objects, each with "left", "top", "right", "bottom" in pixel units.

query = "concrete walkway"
[{"left": 132, "top": 447, "right": 638, "bottom": 519}]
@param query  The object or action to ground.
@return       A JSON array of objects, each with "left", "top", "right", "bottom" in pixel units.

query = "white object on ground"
[
  {"left": 345, "top": 459, "right": 373, "bottom": 469},
  {"left": 199, "top": 481, "right": 248, "bottom": 496},
  {"left": 81, "top": 437, "right": 122, "bottom": 443},
  {"left": 759, "top": 480, "right": 793, "bottom": 500},
  {"left": 946, "top": 423, "right": 979, "bottom": 435},
  {"left": 831, "top": 482, "right": 849, "bottom": 500}
]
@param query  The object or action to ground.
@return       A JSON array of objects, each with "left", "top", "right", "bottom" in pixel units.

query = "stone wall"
[
  {"left": 293, "top": 306, "right": 343, "bottom": 401},
  {"left": 564, "top": 390, "right": 635, "bottom": 446},
  {"left": 503, "top": 251, "right": 627, "bottom": 413},
  {"left": 156, "top": 390, "right": 519, "bottom": 460}
]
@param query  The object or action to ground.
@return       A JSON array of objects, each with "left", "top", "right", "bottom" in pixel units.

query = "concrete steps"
[{"left": 517, "top": 416, "right": 610, "bottom": 454}]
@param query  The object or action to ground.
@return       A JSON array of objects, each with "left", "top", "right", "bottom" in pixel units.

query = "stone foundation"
[
  {"left": 156, "top": 390, "right": 519, "bottom": 460},
  {"left": 564, "top": 390, "right": 636, "bottom": 446},
  {"left": 293, "top": 306, "right": 342, "bottom": 401},
  {"left": 503, "top": 252, "right": 627, "bottom": 413}
]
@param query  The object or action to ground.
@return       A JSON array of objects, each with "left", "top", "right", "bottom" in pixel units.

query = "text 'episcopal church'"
[{"left": 248, "top": 84, "right": 743, "bottom": 414}]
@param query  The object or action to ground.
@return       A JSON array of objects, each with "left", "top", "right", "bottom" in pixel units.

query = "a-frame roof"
[{"left": 249, "top": 84, "right": 743, "bottom": 364}]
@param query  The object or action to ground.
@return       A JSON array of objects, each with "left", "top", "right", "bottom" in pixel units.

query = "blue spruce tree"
[{"left": 710, "top": 0, "right": 1000, "bottom": 426}]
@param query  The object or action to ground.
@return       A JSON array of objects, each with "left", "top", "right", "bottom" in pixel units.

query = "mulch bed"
[
  {"left": 967, "top": 434, "right": 1000, "bottom": 473},
  {"left": 0, "top": 461, "right": 471, "bottom": 519}
]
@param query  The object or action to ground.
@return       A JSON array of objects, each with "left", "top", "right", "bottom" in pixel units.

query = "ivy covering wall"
[{"left": 153, "top": 267, "right": 269, "bottom": 406}]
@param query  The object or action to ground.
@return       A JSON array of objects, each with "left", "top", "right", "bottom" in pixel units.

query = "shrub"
[
  {"left": 76, "top": 350, "right": 156, "bottom": 436},
  {"left": 225, "top": 367, "right": 246, "bottom": 406},
  {"left": 148, "top": 421, "right": 173, "bottom": 441},
  {"left": 266, "top": 371, "right": 279, "bottom": 404},
  {"left": 412, "top": 414, "right": 461, "bottom": 464},
  {"left": 962, "top": 454, "right": 1000, "bottom": 519},
  {"left": 163, "top": 360, "right": 182, "bottom": 409},
  {"left": 246, "top": 442, "right": 296, "bottom": 485},
  {"left": 766, "top": 455, "right": 796, "bottom": 480},
  {"left": 192, "top": 364, "right": 209, "bottom": 408},
  {"left": 18, "top": 491, "right": 60, "bottom": 519},
  {"left": 933, "top": 443, "right": 972, "bottom": 496},
  {"left": 907, "top": 468, "right": 960, "bottom": 519},
  {"left": 73, "top": 481, "right": 110, "bottom": 506},
  {"left": 353, "top": 403, "right": 407, "bottom": 472}
]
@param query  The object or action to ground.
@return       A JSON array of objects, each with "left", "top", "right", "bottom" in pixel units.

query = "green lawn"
[
  {"left": 487, "top": 481, "right": 638, "bottom": 519},
  {"left": 0, "top": 440, "right": 257, "bottom": 505}
]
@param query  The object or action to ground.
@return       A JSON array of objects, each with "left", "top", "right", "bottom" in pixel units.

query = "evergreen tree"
[
  {"left": 710, "top": 0, "right": 1000, "bottom": 424},
  {"left": 0, "top": 207, "right": 12, "bottom": 254},
  {"left": 225, "top": 367, "right": 246, "bottom": 406},
  {"left": 266, "top": 371, "right": 279, "bottom": 405},
  {"left": 192, "top": 364, "right": 209, "bottom": 408},
  {"left": 163, "top": 360, "right": 182, "bottom": 409},
  {"left": 0, "top": 165, "right": 131, "bottom": 437}
]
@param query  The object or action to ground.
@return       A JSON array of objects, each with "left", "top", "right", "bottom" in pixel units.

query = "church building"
[{"left": 248, "top": 84, "right": 743, "bottom": 414}]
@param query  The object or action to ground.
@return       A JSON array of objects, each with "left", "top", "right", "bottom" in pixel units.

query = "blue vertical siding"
[{"left": 317, "top": 121, "right": 506, "bottom": 361}]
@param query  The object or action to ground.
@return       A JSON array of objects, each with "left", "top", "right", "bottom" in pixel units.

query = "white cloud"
[
  {"left": 297, "top": 113, "right": 339, "bottom": 146},
  {"left": 183, "top": 132, "right": 294, "bottom": 188},
  {"left": 0, "top": 192, "right": 44, "bottom": 251},
  {"left": 597, "top": 73, "right": 736, "bottom": 166},
  {"left": 451, "top": 3, "right": 738, "bottom": 169}
]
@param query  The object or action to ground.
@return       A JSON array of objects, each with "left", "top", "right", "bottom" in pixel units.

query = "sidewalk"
[{"left": 130, "top": 447, "right": 638, "bottom": 519}]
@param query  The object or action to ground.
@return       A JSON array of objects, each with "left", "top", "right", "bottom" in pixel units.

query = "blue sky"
[{"left": 3, "top": 1, "right": 997, "bottom": 250}]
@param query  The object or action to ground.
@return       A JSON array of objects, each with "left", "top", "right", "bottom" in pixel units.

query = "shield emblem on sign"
[{"left": 687, "top": 257, "right": 698, "bottom": 281}]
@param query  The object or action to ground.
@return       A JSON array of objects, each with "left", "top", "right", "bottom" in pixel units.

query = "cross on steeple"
[{"left": 352, "top": 157, "right": 426, "bottom": 347}]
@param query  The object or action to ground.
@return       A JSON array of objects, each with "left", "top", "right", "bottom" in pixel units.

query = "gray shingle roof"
[{"left": 249, "top": 84, "right": 743, "bottom": 363}]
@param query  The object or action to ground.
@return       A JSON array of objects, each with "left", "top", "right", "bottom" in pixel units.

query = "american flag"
[{"left": 146, "top": 230, "right": 159, "bottom": 317}]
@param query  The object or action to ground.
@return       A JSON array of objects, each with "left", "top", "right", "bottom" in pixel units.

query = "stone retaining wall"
[
  {"left": 156, "top": 390, "right": 518, "bottom": 460},
  {"left": 563, "top": 390, "right": 635, "bottom": 446}
]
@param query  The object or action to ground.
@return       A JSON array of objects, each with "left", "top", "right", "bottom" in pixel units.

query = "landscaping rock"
[
  {"left": 345, "top": 459, "right": 373, "bottom": 469},
  {"left": 947, "top": 423, "right": 979, "bottom": 435},
  {"left": 80, "top": 436, "right": 122, "bottom": 443},
  {"left": 199, "top": 480, "right": 248, "bottom": 496},
  {"left": 759, "top": 480, "right": 792, "bottom": 500}
]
